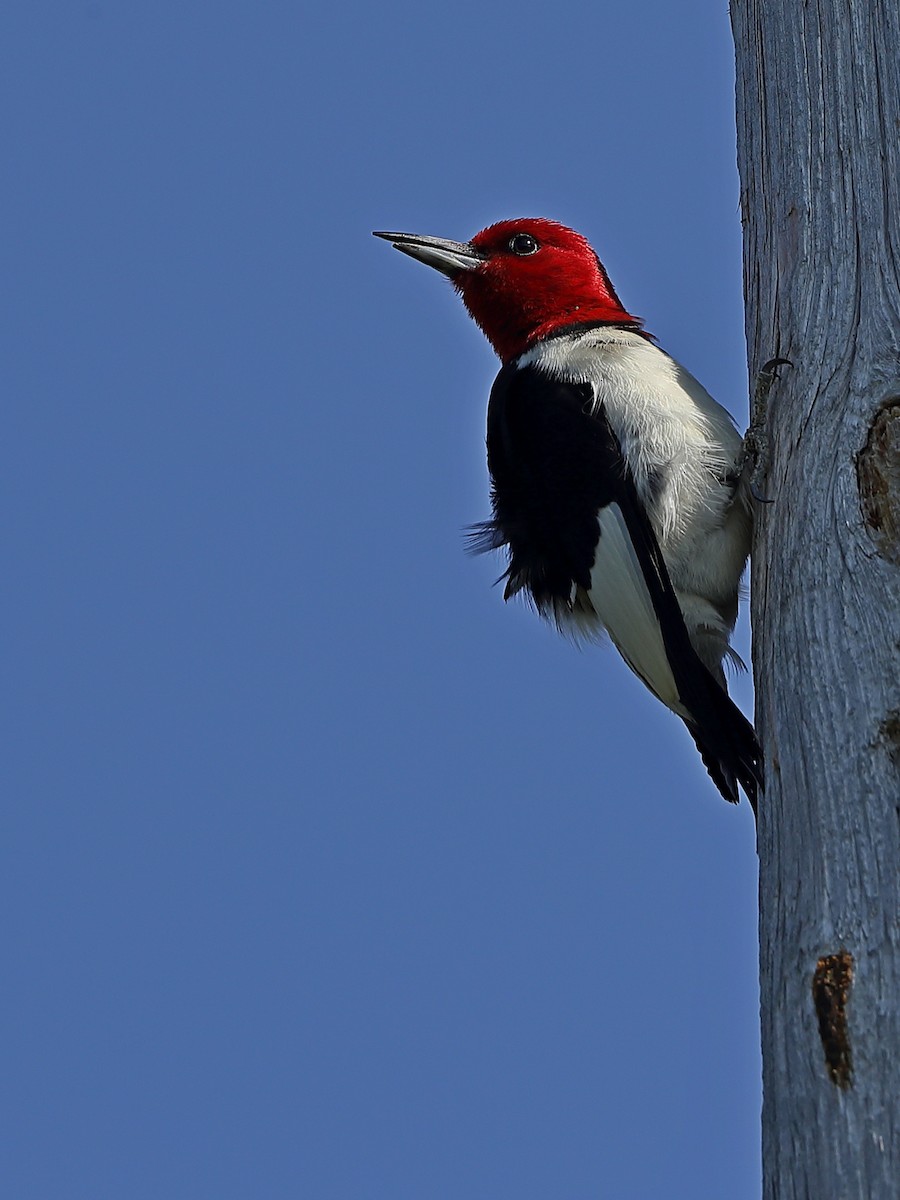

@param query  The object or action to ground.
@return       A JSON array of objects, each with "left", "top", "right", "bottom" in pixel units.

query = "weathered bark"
[{"left": 731, "top": 2, "right": 900, "bottom": 1196}]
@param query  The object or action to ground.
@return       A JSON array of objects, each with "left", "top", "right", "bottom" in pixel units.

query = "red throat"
[{"left": 455, "top": 219, "right": 639, "bottom": 363}]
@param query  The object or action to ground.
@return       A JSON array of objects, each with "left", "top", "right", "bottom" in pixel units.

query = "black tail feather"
[{"left": 684, "top": 687, "right": 763, "bottom": 815}]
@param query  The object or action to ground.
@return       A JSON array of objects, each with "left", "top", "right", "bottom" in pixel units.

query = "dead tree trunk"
[{"left": 731, "top": 2, "right": 900, "bottom": 1196}]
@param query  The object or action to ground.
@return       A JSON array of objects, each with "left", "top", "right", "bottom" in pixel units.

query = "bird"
[{"left": 374, "top": 218, "right": 762, "bottom": 811}]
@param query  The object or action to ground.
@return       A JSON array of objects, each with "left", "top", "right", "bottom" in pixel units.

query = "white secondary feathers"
[{"left": 590, "top": 503, "right": 687, "bottom": 717}]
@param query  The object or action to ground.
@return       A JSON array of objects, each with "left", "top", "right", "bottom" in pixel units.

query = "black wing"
[{"left": 473, "top": 361, "right": 762, "bottom": 810}]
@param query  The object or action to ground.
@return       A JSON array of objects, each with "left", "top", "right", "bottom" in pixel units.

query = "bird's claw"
[
  {"left": 760, "top": 356, "right": 793, "bottom": 377},
  {"left": 749, "top": 480, "right": 774, "bottom": 505},
  {"left": 741, "top": 356, "right": 793, "bottom": 504}
]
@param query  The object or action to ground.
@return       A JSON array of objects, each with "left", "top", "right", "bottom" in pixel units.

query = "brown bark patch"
[
  {"left": 877, "top": 710, "right": 900, "bottom": 768},
  {"left": 858, "top": 401, "right": 900, "bottom": 563},
  {"left": 812, "top": 951, "right": 854, "bottom": 1088}
]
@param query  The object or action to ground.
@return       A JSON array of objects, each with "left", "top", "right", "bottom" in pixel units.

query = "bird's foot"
[{"left": 741, "top": 357, "right": 792, "bottom": 504}]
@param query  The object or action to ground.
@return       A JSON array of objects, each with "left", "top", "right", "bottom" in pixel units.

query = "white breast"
[{"left": 519, "top": 328, "right": 751, "bottom": 678}]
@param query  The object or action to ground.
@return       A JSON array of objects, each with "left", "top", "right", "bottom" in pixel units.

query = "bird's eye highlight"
[{"left": 509, "top": 233, "right": 539, "bottom": 257}]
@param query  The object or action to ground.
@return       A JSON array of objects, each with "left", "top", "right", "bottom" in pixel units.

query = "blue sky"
[{"left": 4, "top": 3, "right": 762, "bottom": 1196}]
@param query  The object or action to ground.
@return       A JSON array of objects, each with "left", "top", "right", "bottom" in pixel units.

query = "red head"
[{"left": 374, "top": 218, "right": 639, "bottom": 363}]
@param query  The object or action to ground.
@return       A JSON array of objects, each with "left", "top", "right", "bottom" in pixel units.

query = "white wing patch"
[{"left": 589, "top": 504, "right": 688, "bottom": 718}]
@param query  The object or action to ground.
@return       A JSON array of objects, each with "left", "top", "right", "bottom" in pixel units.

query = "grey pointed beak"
[{"left": 373, "top": 230, "right": 484, "bottom": 277}]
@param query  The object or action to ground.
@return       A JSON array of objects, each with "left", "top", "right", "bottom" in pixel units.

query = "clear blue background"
[{"left": 3, "top": 3, "right": 761, "bottom": 1197}]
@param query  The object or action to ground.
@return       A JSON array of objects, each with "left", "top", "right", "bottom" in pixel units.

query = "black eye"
[{"left": 509, "top": 233, "right": 539, "bottom": 256}]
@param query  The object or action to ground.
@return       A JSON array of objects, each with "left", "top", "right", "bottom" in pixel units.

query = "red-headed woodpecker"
[{"left": 374, "top": 219, "right": 762, "bottom": 811}]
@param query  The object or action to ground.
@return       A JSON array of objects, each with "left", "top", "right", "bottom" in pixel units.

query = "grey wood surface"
[{"left": 731, "top": 1, "right": 900, "bottom": 1196}]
